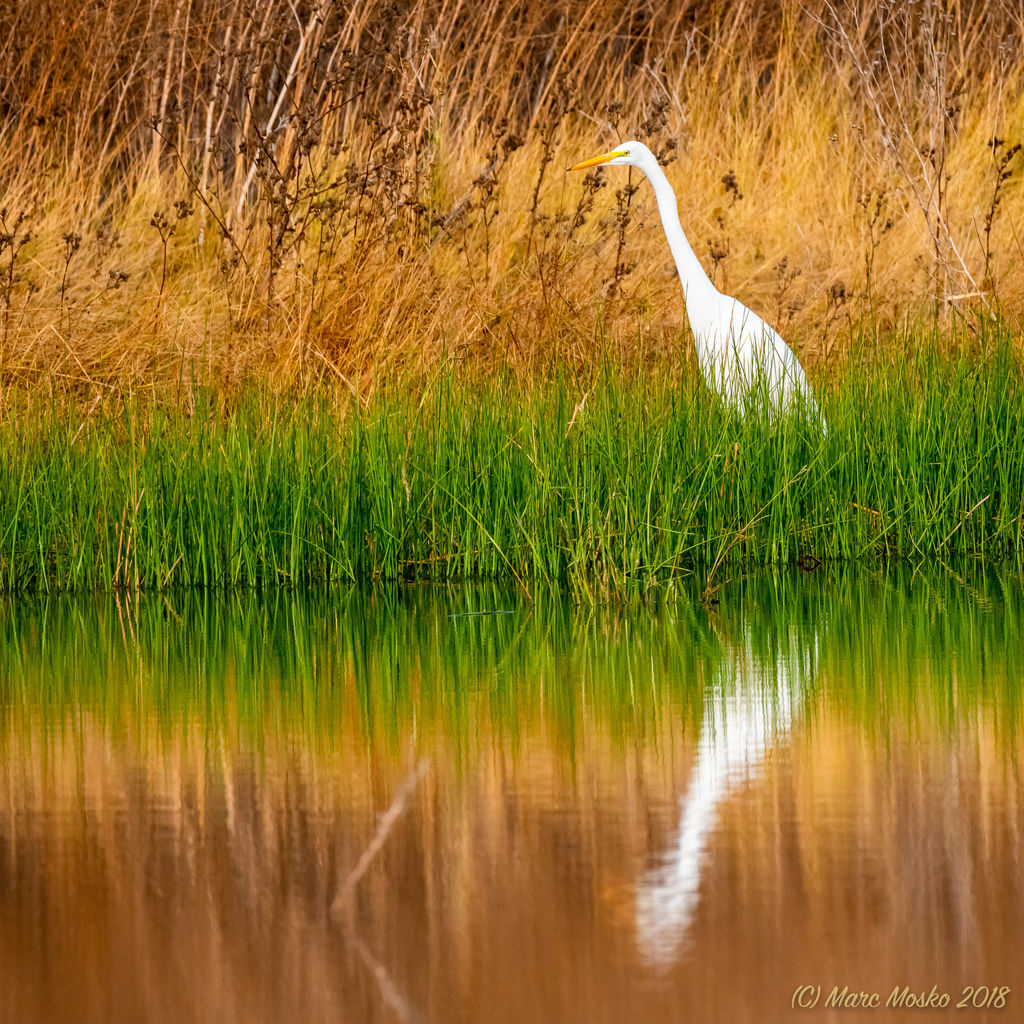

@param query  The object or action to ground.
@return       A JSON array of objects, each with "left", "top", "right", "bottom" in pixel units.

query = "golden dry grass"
[{"left": 1, "top": 0, "right": 1023, "bottom": 398}]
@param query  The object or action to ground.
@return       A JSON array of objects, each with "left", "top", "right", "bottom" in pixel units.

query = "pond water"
[{"left": 0, "top": 570, "right": 1022, "bottom": 1023}]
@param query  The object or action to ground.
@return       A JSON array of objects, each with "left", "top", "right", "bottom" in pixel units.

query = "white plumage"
[{"left": 572, "top": 140, "right": 824, "bottom": 428}]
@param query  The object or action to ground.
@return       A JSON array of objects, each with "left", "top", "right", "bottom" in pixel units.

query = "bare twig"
[{"left": 332, "top": 759, "right": 430, "bottom": 910}]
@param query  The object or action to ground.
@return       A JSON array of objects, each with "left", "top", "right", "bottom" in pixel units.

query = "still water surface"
[{"left": 1, "top": 570, "right": 1022, "bottom": 1023}]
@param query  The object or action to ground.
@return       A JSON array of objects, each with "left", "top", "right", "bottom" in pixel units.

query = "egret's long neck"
[{"left": 641, "top": 161, "right": 717, "bottom": 304}]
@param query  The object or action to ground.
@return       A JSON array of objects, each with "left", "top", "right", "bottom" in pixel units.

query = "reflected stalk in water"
[{"left": 0, "top": 569, "right": 1023, "bottom": 1023}]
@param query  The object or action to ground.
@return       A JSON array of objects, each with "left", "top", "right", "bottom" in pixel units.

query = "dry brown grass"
[{"left": 1, "top": 0, "right": 1023, "bottom": 398}]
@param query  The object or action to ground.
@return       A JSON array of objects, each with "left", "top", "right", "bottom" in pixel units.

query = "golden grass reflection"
[{"left": 0, "top": 574, "right": 1022, "bottom": 1023}]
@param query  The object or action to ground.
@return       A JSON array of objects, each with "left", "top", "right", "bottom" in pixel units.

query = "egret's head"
[{"left": 569, "top": 140, "right": 651, "bottom": 172}]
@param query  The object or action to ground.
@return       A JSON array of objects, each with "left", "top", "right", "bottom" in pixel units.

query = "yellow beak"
[{"left": 569, "top": 149, "right": 627, "bottom": 171}]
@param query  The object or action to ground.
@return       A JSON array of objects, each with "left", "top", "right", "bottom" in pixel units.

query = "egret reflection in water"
[
  {"left": 1, "top": 574, "right": 1023, "bottom": 1024},
  {"left": 635, "top": 619, "right": 818, "bottom": 965}
]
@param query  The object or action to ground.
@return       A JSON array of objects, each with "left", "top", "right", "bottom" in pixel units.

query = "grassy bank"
[
  {"left": 1, "top": 0, "right": 1023, "bottom": 397},
  {"left": 2, "top": 331, "right": 1021, "bottom": 595}
]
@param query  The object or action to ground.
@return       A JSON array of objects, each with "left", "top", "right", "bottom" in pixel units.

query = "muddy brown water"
[{"left": 0, "top": 570, "right": 1021, "bottom": 1023}]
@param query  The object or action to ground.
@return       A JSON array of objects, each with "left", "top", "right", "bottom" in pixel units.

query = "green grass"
[{"left": 1, "top": 332, "right": 1022, "bottom": 595}]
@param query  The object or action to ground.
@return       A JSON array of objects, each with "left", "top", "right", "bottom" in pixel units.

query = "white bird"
[{"left": 571, "top": 141, "right": 824, "bottom": 427}]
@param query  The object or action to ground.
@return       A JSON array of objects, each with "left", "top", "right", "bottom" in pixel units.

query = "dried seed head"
[
  {"left": 829, "top": 280, "right": 848, "bottom": 305},
  {"left": 721, "top": 170, "right": 743, "bottom": 203}
]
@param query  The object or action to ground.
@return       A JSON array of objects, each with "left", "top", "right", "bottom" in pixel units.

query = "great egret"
[{"left": 571, "top": 141, "right": 824, "bottom": 426}]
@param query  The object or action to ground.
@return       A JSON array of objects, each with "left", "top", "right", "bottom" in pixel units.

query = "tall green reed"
[{"left": 0, "top": 329, "right": 1021, "bottom": 596}]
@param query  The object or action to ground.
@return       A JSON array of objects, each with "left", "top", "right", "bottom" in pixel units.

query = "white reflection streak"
[{"left": 635, "top": 628, "right": 814, "bottom": 965}]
